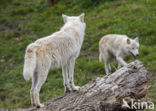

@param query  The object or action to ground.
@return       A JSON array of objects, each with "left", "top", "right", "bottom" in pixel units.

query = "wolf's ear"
[
  {"left": 134, "top": 37, "right": 139, "bottom": 42},
  {"left": 62, "top": 14, "right": 68, "bottom": 23},
  {"left": 80, "top": 13, "right": 85, "bottom": 22},
  {"left": 127, "top": 38, "right": 131, "bottom": 44}
]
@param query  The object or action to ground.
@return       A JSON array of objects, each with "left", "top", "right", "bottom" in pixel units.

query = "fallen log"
[{"left": 1, "top": 60, "right": 151, "bottom": 111}]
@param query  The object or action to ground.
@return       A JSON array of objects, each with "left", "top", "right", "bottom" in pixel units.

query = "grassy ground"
[{"left": 0, "top": 0, "right": 155, "bottom": 109}]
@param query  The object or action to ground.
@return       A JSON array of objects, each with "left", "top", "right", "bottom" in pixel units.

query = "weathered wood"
[{"left": 1, "top": 60, "right": 151, "bottom": 111}]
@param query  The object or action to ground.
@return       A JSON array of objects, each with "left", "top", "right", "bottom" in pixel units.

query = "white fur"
[
  {"left": 23, "top": 44, "right": 38, "bottom": 81},
  {"left": 23, "top": 13, "right": 86, "bottom": 108},
  {"left": 99, "top": 34, "right": 139, "bottom": 75}
]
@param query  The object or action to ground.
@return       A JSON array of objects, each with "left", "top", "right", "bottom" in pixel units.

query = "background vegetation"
[{"left": 0, "top": 0, "right": 155, "bottom": 109}]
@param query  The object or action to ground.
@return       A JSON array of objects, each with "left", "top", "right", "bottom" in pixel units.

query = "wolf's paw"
[
  {"left": 32, "top": 103, "right": 36, "bottom": 107},
  {"left": 72, "top": 86, "right": 80, "bottom": 91},
  {"left": 36, "top": 103, "right": 44, "bottom": 108},
  {"left": 65, "top": 87, "right": 72, "bottom": 93}
]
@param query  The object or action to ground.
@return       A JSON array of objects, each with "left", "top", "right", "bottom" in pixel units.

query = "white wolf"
[
  {"left": 99, "top": 34, "right": 139, "bottom": 75},
  {"left": 23, "top": 13, "right": 86, "bottom": 108}
]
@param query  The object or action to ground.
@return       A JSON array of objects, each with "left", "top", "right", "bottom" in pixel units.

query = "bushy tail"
[
  {"left": 99, "top": 53, "right": 103, "bottom": 62},
  {"left": 23, "top": 44, "right": 37, "bottom": 81},
  {"left": 99, "top": 48, "right": 104, "bottom": 62}
]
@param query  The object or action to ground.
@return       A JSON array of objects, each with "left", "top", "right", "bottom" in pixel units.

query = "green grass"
[{"left": 0, "top": 0, "right": 155, "bottom": 109}]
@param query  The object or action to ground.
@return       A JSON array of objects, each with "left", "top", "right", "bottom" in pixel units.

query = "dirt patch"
[{"left": 0, "top": 17, "right": 31, "bottom": 31}]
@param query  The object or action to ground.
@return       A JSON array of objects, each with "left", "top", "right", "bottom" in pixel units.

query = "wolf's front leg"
[
  {"left": 68, "top": 57, "right": 80, "bottom": 91},
  {"left": 116, "top": 56, "right": 127, "bottom": 66},
  {"left": 62, "top": 65, "right": 71, "bottom": 93},
  {"left": 117, "top": 63, "right": 121, "bottom": 69}
]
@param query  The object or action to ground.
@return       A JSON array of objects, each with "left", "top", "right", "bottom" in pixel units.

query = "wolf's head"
[
  {"left": 126, "top": 37, "right": 139, "bottom": 58},
  {"left": 62, "top": 13, "right": 86, "bottom": 27}
]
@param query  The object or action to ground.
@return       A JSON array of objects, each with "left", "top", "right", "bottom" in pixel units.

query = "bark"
[
  {"left": 49, "top": 0, "right": 59, "bottom": 6},
  {"left": 1, "top": 60, "right": 151, "bottom": 111}
]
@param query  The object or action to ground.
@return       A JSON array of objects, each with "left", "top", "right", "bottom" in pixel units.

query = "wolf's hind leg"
[
  {"left": 32, "top": 59, "right": 51, "bottom": 108},
  {"left": 68, "top": 57, "right": 80, "bottom": 91},
  {"left": 34, "top": 68, "right": 49, "bottom": 108},
  {"left": 108, "top": 64, "right": 111, "bottom": 72},
  {"left": 117, "top": 62, "right": 121, "bottom": 69},
  {"left": 30, "top": 72, "right": 38, "bottom": 107},
  {"left": 62, "top": 64, "right": 71, "bottom": 93}
]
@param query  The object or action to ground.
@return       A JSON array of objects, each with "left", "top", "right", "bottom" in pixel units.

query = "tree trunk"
[
  {"left": 49, "top": 0, "right": 59, "bottom": 6},
  {"left": 1, "top": 60, "right": 151, "bottom": 111}
]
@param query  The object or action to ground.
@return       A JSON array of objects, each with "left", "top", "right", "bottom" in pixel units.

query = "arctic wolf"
[
  {"left": 99, "top": 34, "right": 139, "bottom": 75},
  {"left": 23, "top": 13, "right": 86, "bottom": 108}
]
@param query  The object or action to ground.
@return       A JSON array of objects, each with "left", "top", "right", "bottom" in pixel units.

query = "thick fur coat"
[
  {"left": 99, "top": 34, "right": 139, "bottom": 75},
  {"left": 23, "top": 13, "right": 86, "bottom": 108}
]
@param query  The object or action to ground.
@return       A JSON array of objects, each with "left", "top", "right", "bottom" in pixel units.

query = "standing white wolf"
[
  {"left": 99, "top": 34, "right": 139, "bottom": 75},
  {"left": 23, "top": 13, "right": 86, "bottom": 108}
]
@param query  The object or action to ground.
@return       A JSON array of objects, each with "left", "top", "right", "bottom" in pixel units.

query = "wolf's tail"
[
  {"left": 23, "top": 44, "right": 37, "bottom": 81},
  {"left": 99, "top": 47, "right": 104, "bottom": 62},
  {"left": 99, "top": 53, "right": 103, "bottom": 62}
]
